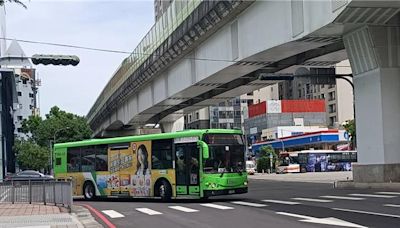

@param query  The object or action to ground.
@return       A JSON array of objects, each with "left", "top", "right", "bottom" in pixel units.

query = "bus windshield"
[{"left": 203, "top": 134, "right": 245, "bottom": 173}]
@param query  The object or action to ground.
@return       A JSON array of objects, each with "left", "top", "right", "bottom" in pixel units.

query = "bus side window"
[
  {"left": 81, "top": 146, "right": 95, "bottom": 172},
  {"left": 55, "top": 158, "right": 62, "bottom": 166},
  {"left": 95, "top": 145, "right": 108, "bottom": 171},
  {"left": 67, "top": 148, "right": 81, "bottom": 172},
  {"left": 152, "top": 139, "right": 173, "bottom": 169}
]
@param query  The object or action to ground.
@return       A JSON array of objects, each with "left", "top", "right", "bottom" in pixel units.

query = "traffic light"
[{"left": 31, "top": 54, "right": 80, "bottom": 66}]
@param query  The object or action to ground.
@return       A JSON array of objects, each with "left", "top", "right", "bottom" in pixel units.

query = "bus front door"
[{"left": 175, "top": 143, "right": 200, "bottom": 197}]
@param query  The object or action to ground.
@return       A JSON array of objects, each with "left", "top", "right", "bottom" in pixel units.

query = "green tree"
[
  {"left": 14, "top": 139, "right": 49, "bottom": 171},
  {"left": 22, "top": 106, "right": 92, "bottom": 148},
  {"left": 257, "top": 145, "right": 278, "bottom": 173},
  {"left": 0, "top": 0, "right": 27, "bottom": 9},
  {"left": 343, "top": 119, "right": 356, "bottom": 149}
]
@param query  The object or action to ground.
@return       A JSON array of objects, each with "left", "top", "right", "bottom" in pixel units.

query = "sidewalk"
[
  {"left": 248, "top": 171, "right": 353, "bottom": 184},
  {"left": 0, "top": 204, "right": 102, "bottom": 228}
]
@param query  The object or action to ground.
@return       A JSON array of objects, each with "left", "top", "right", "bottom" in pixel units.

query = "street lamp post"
[{"left": 50, "top": 127, "right": 70, "bottom": 174}]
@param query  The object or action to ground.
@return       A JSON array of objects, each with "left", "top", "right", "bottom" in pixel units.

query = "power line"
[
  {"left": 0, "top": 37, "right": 237, "bottom": 63},
  {"left": 0, "top": 37, "right": 131, "bottom": 54}
]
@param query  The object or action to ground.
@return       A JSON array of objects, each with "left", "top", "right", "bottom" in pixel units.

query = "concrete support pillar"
[
  {"left": 160, "top": 122, "right": 175, "bottom": 133},
  {"left": 344, "top": 25, "right": 400, "bottom": 182}
]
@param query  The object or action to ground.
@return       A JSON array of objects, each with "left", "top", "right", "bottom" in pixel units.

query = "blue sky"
[{"left": 5, "top": 0, "right": 154, "bottom": 116}]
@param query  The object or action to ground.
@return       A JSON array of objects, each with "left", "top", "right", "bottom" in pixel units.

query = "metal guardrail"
[{"left": 0, "top": 180, "right": 73, "bottom": 210}]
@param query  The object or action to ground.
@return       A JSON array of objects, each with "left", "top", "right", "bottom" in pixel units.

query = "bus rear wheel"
[
  {"left": 83, "top": 182, "right": 96, "bottom": 200},
  {"left": 157, "top": 180, "right": 172, "bottom": 201}
]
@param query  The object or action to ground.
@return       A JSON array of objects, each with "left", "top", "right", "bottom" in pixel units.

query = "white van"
[{"left": 246, "top": 160, "right": 256, "bottom": 175}]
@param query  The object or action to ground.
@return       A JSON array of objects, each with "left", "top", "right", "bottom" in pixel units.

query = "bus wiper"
[{"left": 220, "top": 169, "right": 225, "bottom": 177}]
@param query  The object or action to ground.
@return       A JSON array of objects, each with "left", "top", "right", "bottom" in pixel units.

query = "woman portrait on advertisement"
[{"left": 133, "top": 144, "right": 151, "bottom": 196}]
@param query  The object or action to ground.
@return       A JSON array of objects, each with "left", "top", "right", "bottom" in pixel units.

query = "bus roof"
[{"left": 54, "top": 129, "right": 242, "bottom": 149}]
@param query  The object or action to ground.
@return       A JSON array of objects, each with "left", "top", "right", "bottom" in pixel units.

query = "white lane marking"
[
  {"left": 349, "top": 193, "right": 396, "bottom": 198},
  {"left": 292, "top": 197, "right": 333, "bottom": 203},
  {"left": 332, "top": 208, "right": 400, "bottom": 218},
  {"left": 136, "top": 208, "right": 163, "bottom": 215},
  {"left": 168, "top": 206, "right": 199, "bottom": 212},
  {"left": 384, "top": 204, "right": 400, "bottom": 208},
  {"left": 200, "top": 203, "right": 234, "bottom": 210},
  {"left": 230, "top": 201, "right": 267, "bottom": 207},
  {"left": 102, "top": 210, "right": 125, "bottom": 218},
  {"left": 376, "top": 192, "right": 400, "bottom": 195},
  {"left": 276, "top": 212, "right": 367, "bottom": 228},
  {"left": 262, "top": 199, "right": 301, "bottom": 205},
  {"left": 320, "top": 196, "right": 364, "bottom": 201}
]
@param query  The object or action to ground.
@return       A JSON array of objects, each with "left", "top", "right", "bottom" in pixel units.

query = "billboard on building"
[{"left": 267, "top": 100, "right": 282, "bottom": 113}]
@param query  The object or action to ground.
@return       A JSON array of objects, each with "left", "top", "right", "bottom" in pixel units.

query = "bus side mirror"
[{"left": 198, "top": 141, "right": 209, "bottom": 159}]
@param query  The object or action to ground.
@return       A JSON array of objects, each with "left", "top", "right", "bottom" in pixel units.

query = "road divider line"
[
  {"left": 168, "top": 206, "right": 198, "bottom": 212},
  {"left": 102, "top": 210, "right": 125, "bottom": 218},
  {"left": 320, "top": 196, "right": 364, "bottom": 200},
  {"left": 375, "top": 192, "right": 400, "bottom": 195},
  {"left": 230, "top": 201, "right": 267, "bottom": 207},
  {"left": 200, "top": 203, "right": 234, "bottom": 210},
  {"left": 384, "top": 204, "right": 400, "bottom": 208},
  {"left": 136, "top": 208, "right": 163, "bottom": 215},
  {"left": 349, "top": 193, "right": 396, "bottom": 198},
  {"left": 332, "top": 207, "right": 400, "bottom": 218},
  {"left": 292, "top": 198, "right": 333, "bottom": 203},
  {"left": 262, "top": 200, "right": 301, "bottom": 205}
]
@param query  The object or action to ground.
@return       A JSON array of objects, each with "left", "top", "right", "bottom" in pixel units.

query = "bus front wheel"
[
  {"left": 83, "top": 181, "right": 96, "bottom": 200},
  {"left": 157, "top": 180, "right": 172, "bottom": 201}
]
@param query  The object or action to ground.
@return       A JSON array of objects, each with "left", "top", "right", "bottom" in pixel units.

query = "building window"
[
  {"left": 321, "top": 94, "right": 325, "bottom": 99},
  {"left": 17, "top": 92, "right": 22, "bottom": 96},
  {"left": 329, "top": 116, "right": 337, "bottom": 126},
  {"left": 247, "top": 92, "right": 253, "bottom": 96},
  {"left": 329, "top": 91, "right": 336, "bottom": 101},
  {"left": 17, "top": 128, "right": 23, "bottom": 133},
  {"left": 17, "top": 116, "right": 22, "bottom": 121},
  {"left": 196, "top": 112, "right": 199, "bottom": 120},
  {"left": 329, "top": 104, "right": 336, "bottom": 113},
  {"left": 29, "top": 93, "right": 34, "bottom": 98}
]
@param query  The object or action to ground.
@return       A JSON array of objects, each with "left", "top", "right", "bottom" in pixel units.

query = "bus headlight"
[{"left": 244, "top": 181, "right": 248, "bottom": 186}]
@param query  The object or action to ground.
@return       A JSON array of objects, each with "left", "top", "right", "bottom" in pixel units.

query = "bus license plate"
[{"left": 228, "top": 190, "right": 235, "bottom": 194}]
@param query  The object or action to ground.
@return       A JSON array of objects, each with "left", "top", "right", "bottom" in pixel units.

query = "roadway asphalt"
[{"left": 76, "top": 179, "right": 400, "bottom": 228}]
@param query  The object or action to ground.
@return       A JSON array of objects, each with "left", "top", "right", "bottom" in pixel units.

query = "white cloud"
[{"left": 5, "top": 0, "right": 154, "bottom": 116}]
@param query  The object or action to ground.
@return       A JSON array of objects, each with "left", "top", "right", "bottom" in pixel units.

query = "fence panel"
[{"left": 0, "top": 180, "right": 72, "bottom": 210}]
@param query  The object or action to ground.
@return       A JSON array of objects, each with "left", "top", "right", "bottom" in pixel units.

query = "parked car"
[{"left": 5, "top": 170, "right": 54, "bottom": 181}]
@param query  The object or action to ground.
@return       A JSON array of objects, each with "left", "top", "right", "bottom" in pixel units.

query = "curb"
[
  {"left": 334, "top": 181, "right": 400, "bottom": 190},
  {"left": 71, "top": 205, "right": 104, "bottom": 228}
]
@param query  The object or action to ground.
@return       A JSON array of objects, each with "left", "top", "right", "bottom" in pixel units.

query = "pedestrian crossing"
[
  {"left": 99, "top": 192, "right": 400, "bottom": 219},
  {"left": 168, "top": 206, "right": 199, "bottom": 212}
]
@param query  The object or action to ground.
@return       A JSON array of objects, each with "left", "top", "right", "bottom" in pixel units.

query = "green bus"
[{"left": 53, "top": 129, "right": 248, "bottom": 200}]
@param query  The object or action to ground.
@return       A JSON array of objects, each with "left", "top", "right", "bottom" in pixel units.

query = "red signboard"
[
  {"left": 248, "top": 101, "right": 266, "bottom": 118},
  {"left": 281, "top": 100, "right": 325, "bottom": 113}
]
